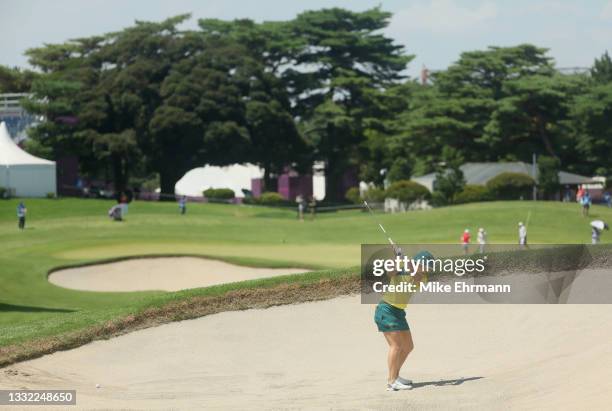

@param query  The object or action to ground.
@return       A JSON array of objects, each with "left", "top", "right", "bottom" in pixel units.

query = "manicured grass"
[{"left": 0, "top": 198, "right": 610, "bottom": 358}]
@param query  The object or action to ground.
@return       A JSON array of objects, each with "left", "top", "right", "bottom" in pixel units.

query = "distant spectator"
[
  {"left": 477, "top": 228, "right": 487, "bottom": 254},
  {"left": 563, "top": 186, "right": 571, "bottom": 202},
  {"left": 309, "top": 196, "right": 317, "bottom": 221},
  {"left": 576, "top": 185, "right": 585, "bottom": 202},
  {"left": 296, "top": 195, "right": 305, "bottom": 221},
  {"left": 17, "top": 202, "right": 27, "bottom": 230},
  {"left": 580, "top": 192, "right": 592, "bottom": 217},
  {"left": 518, "top": 222, "right": 527, "bottom": 248},
  {"left": 178, "top": 196, "right": 187, "bottom": 215},
  {"left": 604, "top": 192, "right": 611, "bottom": 208},
  {"left": 461, "top": 229, "right": 470, "bottom": 254}
]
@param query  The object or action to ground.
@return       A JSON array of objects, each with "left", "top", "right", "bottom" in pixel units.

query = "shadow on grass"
[
  {"left": 0, "top": 303, "right": 75, "bottom": 313},
  {"left": 411, "top": 376, "right": 483, "bottom": 389}
]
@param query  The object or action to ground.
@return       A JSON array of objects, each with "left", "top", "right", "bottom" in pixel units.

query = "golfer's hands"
[{"left": 392, "top": 244, "right": 404, "bottom": 258}]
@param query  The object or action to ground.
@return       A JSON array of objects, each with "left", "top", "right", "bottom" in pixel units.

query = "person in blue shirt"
[
  {"left": 178, "top": 196, "right": 187, "bottom": 215},
  {"left": 581, "top": 192, "right": 592, "bottom": 217},
  {"left": 17, "top": 202, "right": 27, "bottom": 230},
  {"left": 604, "top": 192, "right": 611, "bottom": 208}
]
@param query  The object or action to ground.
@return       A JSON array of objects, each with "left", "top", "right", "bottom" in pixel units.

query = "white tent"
[
  {"left": 0, "top": 121, "right": 56, "bottom": 197},
  {"left": 175, "top": 164, "right": 263, "bottom": 198}
]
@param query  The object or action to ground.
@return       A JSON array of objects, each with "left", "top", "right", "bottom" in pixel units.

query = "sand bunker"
[
  {"left": 48, "top": 257, "right": 306, "bottom": 292},
  {"left": 2, "top": 294, "right": 612, "bottom": 410}
]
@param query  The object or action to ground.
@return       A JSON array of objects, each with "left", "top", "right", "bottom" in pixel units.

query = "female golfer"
[{"left": 374, "top": 249, "right": 433, "bottom": 391}]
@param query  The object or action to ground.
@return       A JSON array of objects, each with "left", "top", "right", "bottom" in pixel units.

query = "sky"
[{"left": 1, "top": 0, "right": 611, "bottom": 78}]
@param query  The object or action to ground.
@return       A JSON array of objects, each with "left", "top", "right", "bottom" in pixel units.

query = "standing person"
[
  {"left": 576, "top": 185, "right": 585, "bottom": 202},
  {"left": 518, "top": 222, "right": 528, "bottom": 248},
  {"left": 604, "top": 191, "right": 611, "bottom": 208},
  {"left": 309, "top": 196, "right": 317, "bottom": 221},
  {"left": 17, "top": 202, "right": 27, "bottom": 230},
  {"left": 461, "top": 229, "right": 470, "bottom": 254},
  {"left": 296, "top": 195, "right": 305, "bottom": 221},
  {"left": 477, "top": 228, "right": 487, "bottom": 253},
  {"left": 374, "top": 249, "right": 433, "bottom": 391},
  {"left": 592, "top": 227, "right": 601, "bottom": 244},
  {"left": 581, "top": 192, "right": 592, "bottom": 217},
  {"left": 178, "top": 196, "right": 187, "bottom": 215}
]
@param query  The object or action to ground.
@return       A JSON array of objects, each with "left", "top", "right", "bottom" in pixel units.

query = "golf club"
[{"left": 363, "top": 200, "right": 396, "bottom": 246}]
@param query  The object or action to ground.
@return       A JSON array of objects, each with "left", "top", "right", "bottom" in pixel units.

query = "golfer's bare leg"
[{"left": 384, "top": 331, "right": 413, "bottom": 383}]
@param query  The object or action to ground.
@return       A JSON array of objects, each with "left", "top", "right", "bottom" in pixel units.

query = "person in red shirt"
[{"left": 461, "top": 229, "right": 471, "bottom": 254}]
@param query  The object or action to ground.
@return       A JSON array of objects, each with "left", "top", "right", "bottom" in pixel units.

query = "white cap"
[
  {"left": 464, "top": 229, "right": 470, "bottom": 233},
  {"left": 518, "top": 222, "right": 524, "bottom": 226}
]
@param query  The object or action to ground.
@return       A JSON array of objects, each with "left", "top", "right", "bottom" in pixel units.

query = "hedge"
[
  {"left": 486, "top": 172, "right": 535, "bottom": 200},
  {"left": 385, "top": 180, "right": 430, "bottom": 203},
  {"left": 454, "top": 185, "right": 493, "bottom": 204},
  {"left": 203, "top": 188, "right": 235, "bottom": 200}
]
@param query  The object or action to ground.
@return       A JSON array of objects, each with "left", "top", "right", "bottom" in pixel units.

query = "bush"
[
  {"left": 363, "top": 187, "right": 386, "bottom": 203},
  {"left": 203, "top": 188, "right": 235, "bottom": 200},
  {"left": 46, "top": 192, "right": 56, "bottom": 199},
  {"left": 454, "top": 185, "right": 493, "bottom": 204},
  {"left": 257, "top": 192, "right": 290, "bottom": 206},
  {"left": 385, "top": 180, "right": 430, "bottom": 204},
  {"left": 345, "top": 187, "right": 361, "bottom": 204},
  {"left": 0, "top": 187, "right": 6, "bottom": 199},
  {"left": 486, "top": 172, "right": 535, "bottom": 200}
]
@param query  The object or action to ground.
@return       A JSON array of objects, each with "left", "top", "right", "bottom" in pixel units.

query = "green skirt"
[{"left": 374, "top": 301, "right": 409, "bottom": 332}]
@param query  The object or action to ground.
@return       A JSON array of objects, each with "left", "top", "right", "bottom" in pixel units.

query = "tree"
[
  {"left": 537, "top": 155, "right": 560, "bottom": 199},
  {"left": 0, "top": 66, "right": 38, "bottom": 93},
  {"left": 287, "top": 7, "right": 412, "bottom": 200},
  {"left": 199, "top": 18, "right": 310, "bottom": 190},
  {"left": 24, "top": 16, "right": 192, "bottom": 193},
  {"left": 385, "top": 180, "right": 430, "bottom": 204},
  {"left": 483, "top": 74, "right": 586, "bottom": 162},
  {"left": 572, "top": 82, "right": 612, "bottom": 176},
  {"left": 432, "top": 147, "right": 466, "bottom": 205},
  {"left": 591, "top": 51, "right": 612, "bottom": 84},
  {"left": 384, "top": 45, "right": 556, "bottom": 180}
]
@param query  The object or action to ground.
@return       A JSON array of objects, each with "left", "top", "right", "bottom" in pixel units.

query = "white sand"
[
  {"left": 2, "top": 295, "right": 612, "bottom": 410},
  {"left": 48, "top": 257, "right": 306, "bottom": 292}
]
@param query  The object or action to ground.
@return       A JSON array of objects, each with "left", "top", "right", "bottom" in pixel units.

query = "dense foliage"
[
  {"left": 385, "top": 180, "right": 430, "bottom": 204},
  {"left": 486, "top": 173, "right": 536, "bottom": 200},
  {"left": 3, "top": 9, "right": 612, "bottom": 201},
  {"left": 203, "top": 188, "right": 235, "bottom": 200},
  {"left": 454, "top": 185, "right": 493, "bottom": 204}
]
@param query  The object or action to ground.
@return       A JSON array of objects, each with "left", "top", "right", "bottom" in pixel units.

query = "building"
[
  {"left": 412, "top": 162, "right": 598, "bottom": 198},
  {"left": 0, "top": 93, "right": 39, "bottom": 142}
]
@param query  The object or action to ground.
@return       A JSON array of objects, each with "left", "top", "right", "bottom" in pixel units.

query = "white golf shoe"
[
  {"left": 387, "top": 378, "right": 412, "bottom": 391},
  {"left": 397, "top": 376, "right": 413, "bottom": 385}
]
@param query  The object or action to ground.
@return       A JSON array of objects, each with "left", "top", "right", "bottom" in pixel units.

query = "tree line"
[{"left": 1, "top": 7, "right": 611, "bottom": 201}]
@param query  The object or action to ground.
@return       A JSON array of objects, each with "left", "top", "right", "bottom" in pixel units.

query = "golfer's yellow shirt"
[{"left": 382, "top": 273, "right": 427, "bottom": 310}]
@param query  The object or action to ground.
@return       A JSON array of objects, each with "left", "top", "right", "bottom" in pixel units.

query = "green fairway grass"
[{"left": 1, "top": 198, "right": 610, "bottom": 362}]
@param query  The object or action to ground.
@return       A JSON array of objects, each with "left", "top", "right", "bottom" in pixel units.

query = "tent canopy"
[
  {"left": 0, "top": 122, "right": 54, "bottom": 165},
  {"left": 0, "top": 121, "right": 56, "bottom": 197}
]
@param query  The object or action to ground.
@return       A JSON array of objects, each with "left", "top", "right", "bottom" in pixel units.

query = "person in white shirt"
[
  {"left": 17, "top": 202, "right": 27, "bottom": 230},
  {"left": 518, "top": 222, "right": 527, "bottom": 248},
  {"left": 477, "top": 228, "right": 486, "bottom": 253}
]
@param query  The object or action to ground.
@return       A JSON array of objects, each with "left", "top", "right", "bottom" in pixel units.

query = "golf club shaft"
[{"left": 363, "top": 201, "right": 395, "bottom": 245}]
